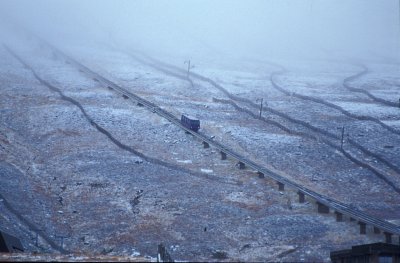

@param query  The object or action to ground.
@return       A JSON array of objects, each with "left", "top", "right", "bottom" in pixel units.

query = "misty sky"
[{"left": 1, "top": 0, "right": 399, "bottom": 60}]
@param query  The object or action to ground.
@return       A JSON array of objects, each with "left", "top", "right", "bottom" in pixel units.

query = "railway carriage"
[{"left": 181, "top": 115, "right": 200, "bottom": 132}]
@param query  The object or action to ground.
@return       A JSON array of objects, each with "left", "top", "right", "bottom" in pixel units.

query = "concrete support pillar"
[
  {"left": 237, "top": 162, "right": 245, "bottom": 169},
  {"left": 350, "top": 217, "right": 356, "bottom": 222},
  {"left": 335, "top": 212, "right": 343, "bottom": 222},
  {"left": 316, "top": 202, "right": 329, "bottom": 214},
  {"left": 257, "top": 172, "right": 264, "bottom": 179},
  {"left": 298, "top": 192, "right": 305, "bottom": 203},
  {"left": 203, "top": 141, "right": 210, "bottom": 148},
  {"left": 358, "top": 222, "right": 366, "bottom": 234},
  {"left": 220, "top": 152, "right": 227, "bottom": 160},
  {"left": 277, "top": 182, "right": 285, "bottom": 191},
  {"left": 373, "top": 227, "right": 381, "bottom": 234},
  {"left": 384, "top": 232, "right": 392, "bottom": 244}
]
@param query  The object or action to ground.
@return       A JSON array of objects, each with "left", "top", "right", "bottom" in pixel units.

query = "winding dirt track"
[
  {"left": 3, "top": 44, "right": 239, "bottom": 252},
  {"left": 0, "top": 190, "right": 66, "bottom": 253},
  {"left": 5, "top": 36, "right": 400, "bottom": 242},
  {"left": 4, "top": 45, "right": 234, "bottom": 185},
  {"left": 32, "top": 40, "right": 400, "bottom": 234},
  {"left": 342, "top": 65, "right": 399, "bottom": 108},
  {"left": 270, "top": 68, "right": 400, "bottom": 135},
  {"left": 114, "top": 49, "right": 400, "bottom": 195}
]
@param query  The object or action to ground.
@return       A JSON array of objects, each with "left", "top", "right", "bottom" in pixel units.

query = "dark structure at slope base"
[
  {"left": 330, "top": 242, "right": 400, "bottom": 263},
  {"left": 0, "top": 230, "right": 24, "bottom": 253}
]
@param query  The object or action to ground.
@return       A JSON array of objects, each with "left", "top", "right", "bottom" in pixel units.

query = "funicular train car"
[{"left": 181, "top": 115, "right": 200, "bottom": 132}]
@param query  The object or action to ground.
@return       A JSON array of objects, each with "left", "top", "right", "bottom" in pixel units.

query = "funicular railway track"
[{"left": 23, "top": 38, "right": 399, "bottom": 241}]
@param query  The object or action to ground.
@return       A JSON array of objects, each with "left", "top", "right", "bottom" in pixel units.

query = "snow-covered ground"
[{"left": 1, "top": 32, "right": 399, "bottom": 261}]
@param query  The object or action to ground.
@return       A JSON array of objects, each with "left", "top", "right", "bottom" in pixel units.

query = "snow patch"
[{"left": 177, "top": 159, "right": 192, "bottom": 164}]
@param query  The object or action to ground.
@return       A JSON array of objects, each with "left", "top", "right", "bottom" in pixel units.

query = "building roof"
[{"left": 331, "top": 242, "right": 400, "bottom": 258}]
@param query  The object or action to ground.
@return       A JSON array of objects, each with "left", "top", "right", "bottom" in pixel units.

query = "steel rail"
[{"left": 38, "top": 39, "right": 400, "bottom": 236}]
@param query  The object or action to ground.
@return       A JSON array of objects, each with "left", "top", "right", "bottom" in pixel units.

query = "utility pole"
[
  {"left": 35, "top": 232, "right": 39, "bottom": 247},
  {"left": 256, "top": 98, "right": 264, "bottom": 118},
  {"left": 184, "top": 60, "right": 194, "bottom": 78},
  {"left": 341, "top": 126, "right": 345, "bottom": 150}
]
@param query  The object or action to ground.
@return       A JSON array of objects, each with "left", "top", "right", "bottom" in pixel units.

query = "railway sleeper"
[
  {"left": 237, "top": 161, "right": 245, "bottom": 170},
  {"left": 298, "top": 191, "right": 305, "bottom": 203},
  {"left": 358, "top": 222, "right": 367, "bottom": 235},
  {"left": 384, "top": 232, "right": 393, "bottom": 244},
  {"left": 316, "top": 202, "right": 329, "bottom": 214},
  {"left": 220, "top": 151, "right": 227, "bottom": 160},
  {"left": 277, "top": 182, "right": 285, "bottom": 191},
  {"left": 202, "top": 141, "right": 210, "bottom": 148},
  {"left": 335, "top": 211, "right": 343, "bottom": 222}
]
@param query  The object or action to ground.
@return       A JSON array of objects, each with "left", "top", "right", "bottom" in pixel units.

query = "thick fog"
[{"left": 1, "top": 0, "right": 399, "bottom": 61}]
